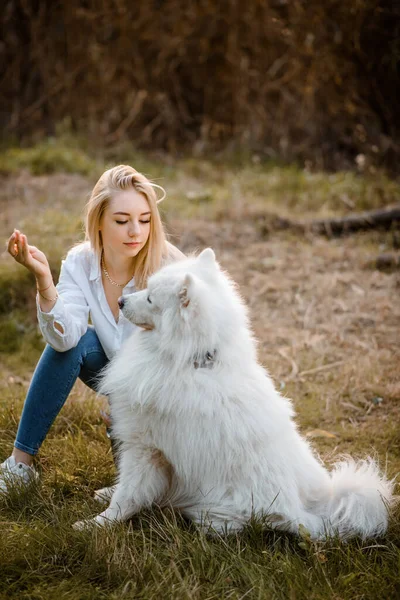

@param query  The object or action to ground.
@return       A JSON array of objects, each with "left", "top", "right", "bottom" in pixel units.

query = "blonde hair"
[{"left": 85, "top": 165, "right": 167, "bottom": 289}]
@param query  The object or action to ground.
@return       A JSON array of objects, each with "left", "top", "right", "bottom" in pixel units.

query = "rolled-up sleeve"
[{"left": 36, "top": 258, "right": 90, "bottom": 352}]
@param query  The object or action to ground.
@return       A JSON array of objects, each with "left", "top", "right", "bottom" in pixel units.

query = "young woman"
[{"left": 1, "top": 164, "right": 184, "bottom": 492}]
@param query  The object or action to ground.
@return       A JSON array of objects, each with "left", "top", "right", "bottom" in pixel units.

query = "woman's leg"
[{"left": 13, "top": 326, "right": 108, "bottom": 463}]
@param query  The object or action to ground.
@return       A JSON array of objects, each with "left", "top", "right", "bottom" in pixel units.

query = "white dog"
[{"left": 74, "top": 249, "right": 394, "bottom": 539}]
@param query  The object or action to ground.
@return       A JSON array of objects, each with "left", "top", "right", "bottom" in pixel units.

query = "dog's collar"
[{"left": 193, "top": 349, "right": 217, "bottom": 370}]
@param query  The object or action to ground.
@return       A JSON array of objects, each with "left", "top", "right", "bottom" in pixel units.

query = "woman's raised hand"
[{"left": 7, "top": 230, "right": 52, "bottom": 281}]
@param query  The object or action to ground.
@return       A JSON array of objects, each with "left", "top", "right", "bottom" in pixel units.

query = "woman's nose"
[{"left": 128, "top": 221, "right": 141, "bottom": 237}]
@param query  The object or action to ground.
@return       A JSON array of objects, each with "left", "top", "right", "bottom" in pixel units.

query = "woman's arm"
[
  {"left": 7, "top": 229, "right": 89, "bottom": 351},
  {"left": 36, "top": 254, "right": 90, "bottom": 352},
  {"left": 7, "top": 229, "right": 60, "bottom": 321},
  {"left": 36, "top": 271, "right": 62, "bottom": 329}
]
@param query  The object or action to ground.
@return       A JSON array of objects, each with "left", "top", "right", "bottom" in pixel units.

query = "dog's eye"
[{"left": 147, "top": 295, "right": 152, "bottom": 304}]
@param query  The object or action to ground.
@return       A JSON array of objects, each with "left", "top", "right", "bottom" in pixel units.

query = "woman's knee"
[
  {"left": 77, "top": 326, "right": 101, "bottom": 350},
  {"left": 64, "top": 326, "right": 103, "bottom": 358}
]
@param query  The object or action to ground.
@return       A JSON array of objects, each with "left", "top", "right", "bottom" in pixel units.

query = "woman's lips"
[{"left": 124, "top": 242, "right": 141, "bottom": 246}]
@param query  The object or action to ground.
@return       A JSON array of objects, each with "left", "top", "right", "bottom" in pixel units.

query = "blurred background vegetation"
[{"left": 1, "top": 0, "right": 399, "bottom": 172}]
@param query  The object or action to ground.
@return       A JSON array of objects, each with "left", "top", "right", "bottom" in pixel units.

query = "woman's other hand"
[{"left": 7, "top": 229, "right": 51, "bottom": 281}]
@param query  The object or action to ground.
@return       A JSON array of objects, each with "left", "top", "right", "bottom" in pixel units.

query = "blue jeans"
[{"left": 14, "top": 326, "right": 109, "bottom": 456}]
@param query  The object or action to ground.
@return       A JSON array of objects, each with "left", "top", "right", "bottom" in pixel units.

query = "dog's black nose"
[{"left": 118, "top": 297, "right": 125, "bottom": 309}]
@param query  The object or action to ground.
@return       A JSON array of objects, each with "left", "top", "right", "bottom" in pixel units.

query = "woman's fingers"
[
  {"left": 7, "top": 229, "right": 27, "bottom": 262},
  {"left": 7, "top": 232, "right": 20, "bottom": 259},
  {"left": 7, "top": 231, "right": 41, "bottom": 271},
  {"left": 6, "top": 232, "right": 16, "bottom": 256},
  {"left": 16, "top": 233, "right": 23, "bottom": 259},
  {"left": 21, "top": 235, "right": 30, "bottom": 262}
]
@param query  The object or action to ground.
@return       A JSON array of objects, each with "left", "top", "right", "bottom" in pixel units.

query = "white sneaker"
[{"left": 0, "top": 455, "right": 39, "bottom": 493}]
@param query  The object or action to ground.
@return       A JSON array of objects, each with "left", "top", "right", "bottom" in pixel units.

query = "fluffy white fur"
[{"left": 74, "top": 249, "right": 395, "bottom": 538}]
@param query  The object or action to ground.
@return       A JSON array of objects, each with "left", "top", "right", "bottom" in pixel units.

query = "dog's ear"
[
  {"left": 197, "top": 248, "right": 216, "bottom": 267},
  {"left": 179, "top": 273, "right": 194, "bottom": 308}
]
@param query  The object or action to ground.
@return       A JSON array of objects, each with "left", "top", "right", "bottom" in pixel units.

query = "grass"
[
  {"left": 0, "top": 137, "right": 400, "bottom": 598},
  {"left": 1, "top": 435, "right": 399, "bottom": 600},
  {"left": 0, "top": 140, "right": 97, "bottom": 176},
  {"left": 1, "top": 403, "right": 400, "bottom": 600}
]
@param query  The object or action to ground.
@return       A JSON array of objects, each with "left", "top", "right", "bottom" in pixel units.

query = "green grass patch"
[
  {"left": 2, "top": 136, "right": 399, "bottom": 220},
  {"left": 0, "top": 140, "right": 98, "bottom": 176}
]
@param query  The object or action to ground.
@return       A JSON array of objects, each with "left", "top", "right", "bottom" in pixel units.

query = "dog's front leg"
[
  {"left": 88, "top": 483, "right": 138, "bottom": 527},
  {"left": 74, "top": 444, "right": 169, "bottom": 530}
]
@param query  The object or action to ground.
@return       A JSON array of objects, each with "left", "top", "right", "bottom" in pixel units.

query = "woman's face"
[{"left": 99, "top": 189, "right": 151, "bottom": 257}]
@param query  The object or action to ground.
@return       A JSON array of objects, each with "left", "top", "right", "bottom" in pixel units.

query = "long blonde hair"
[{"left": 85, "top": 165, "right": 167, "bottom": 289}]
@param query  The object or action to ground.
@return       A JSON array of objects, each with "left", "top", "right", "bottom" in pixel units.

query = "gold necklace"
[{"left": 101, "top": 252, "right": 134, "bottom": 288}]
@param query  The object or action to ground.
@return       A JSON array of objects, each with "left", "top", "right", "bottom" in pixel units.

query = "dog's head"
[{"left": 118, "top": 248, "right": 250, "bottom": 358}]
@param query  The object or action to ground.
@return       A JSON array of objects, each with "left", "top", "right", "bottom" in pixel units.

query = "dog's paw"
[
  {"left": 73, "top": 519, "right": 90, "bottom": 531},
  {"left": 94, "top": 485, "right": 116, "bottom": 504},
  {"left": 73, "top": 511, "right": 116, "bottom": 530},
  {"left": 72, "top": 517, "right": 100, "bottom": 531}
]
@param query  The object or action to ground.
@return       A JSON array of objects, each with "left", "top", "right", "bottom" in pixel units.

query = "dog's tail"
[{"left": 316, "top": 457, "right": 396, "bottom": 539}]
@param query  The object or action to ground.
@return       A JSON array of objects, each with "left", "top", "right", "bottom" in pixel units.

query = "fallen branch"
[
  {"left": 373, "top": 253, "right": 400, "bottom": 270},
  {"left": 308, "top": 205, "right": 400, "bottom": 236},
  {"left": 257, "top": 205, "right": 400, "bottom": 238}
]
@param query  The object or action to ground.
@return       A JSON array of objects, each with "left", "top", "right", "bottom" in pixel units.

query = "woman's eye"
[
  {"left": 147, "top": 295, "right": 152, "bottom": 304},
  {"left": 115, "top": 220, "right": 150, "bottom": 225}
]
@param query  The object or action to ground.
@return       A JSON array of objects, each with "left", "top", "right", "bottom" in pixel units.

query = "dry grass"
[{"left": 0, "top": 151, "right": 399, "bottom": 598}]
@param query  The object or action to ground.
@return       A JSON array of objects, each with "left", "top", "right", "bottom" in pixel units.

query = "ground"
[{"left": 0, "top": 149, "right": 399, "bottom": 599}]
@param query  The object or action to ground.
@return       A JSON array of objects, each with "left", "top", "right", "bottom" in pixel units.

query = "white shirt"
[{"left": 36, "top": 240, "right": 185, "bottom": 359}]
